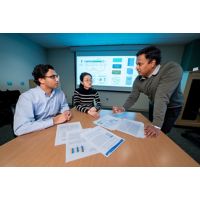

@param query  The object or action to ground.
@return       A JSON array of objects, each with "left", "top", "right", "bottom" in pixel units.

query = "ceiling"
[{"left": 21, "top": 33, "right": 200, "bottom": 48}]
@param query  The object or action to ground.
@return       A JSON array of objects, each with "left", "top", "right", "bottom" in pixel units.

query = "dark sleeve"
[
  {"left": 94, "top": 91, "right": 101, "bottom": 111},
  {"left": 73, "top": 90, "right": 90, "bottom": 113}
]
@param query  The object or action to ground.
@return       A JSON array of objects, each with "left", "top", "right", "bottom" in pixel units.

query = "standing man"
[
  {"left": 113, "top": 46, "right": 183, "bottom": 137},
  {"left": 14, "top": 64, "right": 72, "bottom": 136}
]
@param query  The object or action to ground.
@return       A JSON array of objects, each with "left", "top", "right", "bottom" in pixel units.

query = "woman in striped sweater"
[{"left": 73, "top": 72, "right": 101, "bottom": 118}]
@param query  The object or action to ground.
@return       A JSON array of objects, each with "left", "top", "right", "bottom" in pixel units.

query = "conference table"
[{"left": 0, "top": 109, "right": 199, "bottom": 167}]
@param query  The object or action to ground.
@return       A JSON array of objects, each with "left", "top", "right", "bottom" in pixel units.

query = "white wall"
[
  {"left": 0, "top": 34, "right": 47, "bottom": 92},
  {"left": 47, "top": 44, "right": 185, "bottom": 112}
]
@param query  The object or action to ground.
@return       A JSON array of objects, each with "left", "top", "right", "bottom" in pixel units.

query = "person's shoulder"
[
  {"left": 93, "top": 88, "right": 98, "bottom": 93},
  {"left": 54, "top": 88, "right": 65, "bottom": 95},
  {"left": 74, "top": 88, "right": 82, "bottom": 93},
  {"left": 162, "top": 61, "right": 182, "bottom": 69},
  {"left": 22, "top": 87, "right": 38, "bottom": 96},
  {"left": 132, "top": 75, "right": 141, "bottom": 84},
  {"left": 90, "top": 88, "right": 98, "bottom": 93},
  {"left": 135, "top": 75, "right": 141, "bottom": 81},
  {"left": 161, "top": 61, "right": 183, "bottom": 73},
  {"left": 19, "top": 87, "right": 38, "bottom": 100},
  {"left": 74, "top": 87, "right": 97, "bottom": 94},
  {"left": 54, "top": 88, "right": 62, "bottom": 92}
]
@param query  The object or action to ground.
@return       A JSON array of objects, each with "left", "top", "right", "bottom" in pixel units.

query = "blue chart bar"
[
  {"left": 113, "top": 58, "right": 122, "bottom": 62},
  {"left": 76, "top": 147, "right": 79, "bottom": 152},
  {"left": 128, "top": 58, "right": 134, "bottom": 66},
  {"left": 85, "top": 60, "right": 103, "bottom": 63},
  {"left": 81, "top": 146, "right": 84, "bottom": 152},
  {"left": 112, "top": 64, "right": 122, "bottom": 69},
  {"left": 71, "top": 146, "right": 84, "bottom": 154},
  {"left": 127, "top": 68, "right": 133, "bottom": 75},
  {"left": 126, "top": 77, "right": 132, "bottom": 85}
]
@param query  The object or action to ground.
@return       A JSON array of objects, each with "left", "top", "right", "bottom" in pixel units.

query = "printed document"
[
  {"left": 93, "top": 115, "right": 121, "bottom": 130},
  {"left": 112, "top": 112, "right": 135, "bottom": 120},
  {"left": 94, "top": 115, "right": 145, "bottom": 138},
  {"left": 55, "top": 122, "right": 82, "bottom": 146},
  {"left": 65, "top": 128, "right": 98, "bottom": 163},
  {"left": 117, "top": 119, "right": 145, "bottom": 138},
  {"left": 82, "top": 126, "right": 125, "bottom": 157}
]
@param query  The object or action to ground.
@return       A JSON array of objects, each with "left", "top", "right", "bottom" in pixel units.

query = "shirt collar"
[
  {"left": 36, "top": 86, "right": 55, "bottom": 97},
  {"left": 139, "top": 64, "right": 161, "bottom": 80}
]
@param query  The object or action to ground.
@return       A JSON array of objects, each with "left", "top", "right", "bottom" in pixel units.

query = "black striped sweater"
[{"left": 73, "top": 87, "right": 101, "bottom": 113}]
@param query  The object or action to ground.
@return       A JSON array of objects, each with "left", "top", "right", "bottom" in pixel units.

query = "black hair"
[
  {"left": 136, "top": 46, "right": 161, "bottom": 65},
  {"left": 32, "top": 64, "right": 54, "bottom": 85},
  {"left": 79, "top": 72, "right": 92, "bottom": 88}
]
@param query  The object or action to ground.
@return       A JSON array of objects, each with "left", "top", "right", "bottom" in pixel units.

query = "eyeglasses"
[
  {"left": 44, "top": 74, "right": 59, "bottom": 80},
  {"left": 84, "top": 79, "right": 92, "bottom": 83}
]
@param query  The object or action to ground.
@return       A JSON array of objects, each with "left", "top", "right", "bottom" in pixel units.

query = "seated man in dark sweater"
[
  {"left": 73, "top": 72, "right": 101, "bottom": 118},
  {"left": 113, "top": 46, "right": 184, "bottom": 137}
]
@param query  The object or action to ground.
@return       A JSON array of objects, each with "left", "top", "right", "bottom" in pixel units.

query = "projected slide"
[{"left": 76, "top": 56, "right": 138, "bottom": 91}]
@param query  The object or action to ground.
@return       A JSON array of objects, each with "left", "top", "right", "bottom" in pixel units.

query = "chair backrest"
[{"left": 0, "top": 90, "right": 20, "bottom": 127}]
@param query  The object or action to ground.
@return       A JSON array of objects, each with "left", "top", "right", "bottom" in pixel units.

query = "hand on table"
[
  {"left": 53, "top": 110, "right": 72, "bottom": 125},
  {"left": 88, "top": 108, "right": 99, "bottom": 118},
  {"left": 144, "top": 125, "right": 161, "bottom": 138},
  {"left": 112, "top": 106, "right": 125, "bottom": 113},
  {"left": 89, "top": 107, "right": 97, "bottom": 112}
]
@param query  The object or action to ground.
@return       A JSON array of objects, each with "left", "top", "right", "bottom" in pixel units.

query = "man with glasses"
[
  {"left": 113, "top": 46, "right": 183, "bottom": 137},
  {"left": 14, "top": 64, "right": 72, "bottom": 136}
]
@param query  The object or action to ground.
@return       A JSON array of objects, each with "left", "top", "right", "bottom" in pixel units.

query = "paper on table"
[
  {"left": 112, "top": 112, "right": 134, "bottom": 120},
  {"left": 117, "top": 119, "right": 145, "bottom": 138},
  {"left": 82, "top": 126, "right": 125, "bottom": 157},
  {"left": 55, "top": 122, "right": 82, "bottom": 146},
  {"left": 65, "top": 128, "right": 98, "bottom": 163},
  {"left": 93, "top": 115, "right": 121, "bottom": 130}
]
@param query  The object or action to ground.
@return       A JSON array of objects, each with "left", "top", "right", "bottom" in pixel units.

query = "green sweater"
[{"left": 123, "top": 61, "right": 184, "bottom": 128}]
